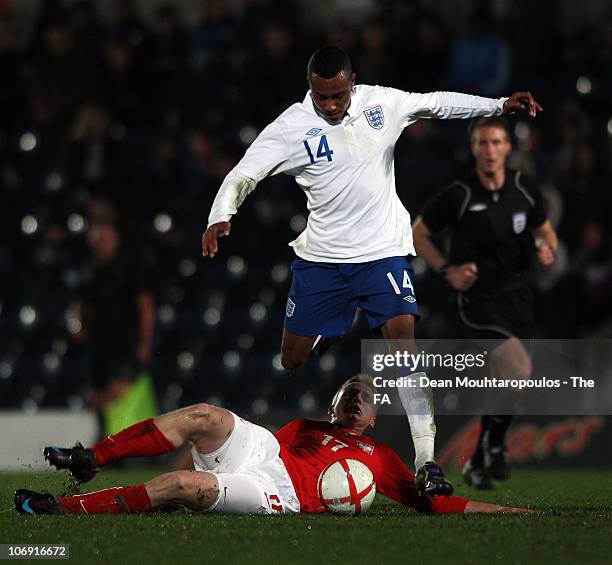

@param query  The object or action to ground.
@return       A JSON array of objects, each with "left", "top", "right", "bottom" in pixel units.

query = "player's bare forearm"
[
  {"left": 464, "top": 501, "right": 532, "bottom": 513},
  {"left": 202, "top": 222, "right": 231, "bottom": 258}
]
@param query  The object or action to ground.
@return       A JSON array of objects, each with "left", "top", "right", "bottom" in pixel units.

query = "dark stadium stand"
[{"left": 1, "top": 0, "right": 611, "bottom": 420}]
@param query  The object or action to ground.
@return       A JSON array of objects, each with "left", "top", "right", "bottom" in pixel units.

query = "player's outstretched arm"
[
  {"left": 502, "top": 91, "right": 543, "bottom": 117},
  {"left": 202, "top": 120, "right": 293, "bottom": 259},
  {"left": 202, "top": 221, "right": 231, "bottom": 258},
  {"left": 464, "top": 500, "right": 532, "bottom": 513},
  {"left": 396, "top": 89, "right": 542, "bottom": 124},
  {"left": 377, "top": 446, "right": 534, "bottom": 515}
]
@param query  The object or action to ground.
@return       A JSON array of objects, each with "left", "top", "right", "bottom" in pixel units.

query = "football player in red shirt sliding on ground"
[{"left": 16, "top": 375, "right": 527, "bottom": 515}]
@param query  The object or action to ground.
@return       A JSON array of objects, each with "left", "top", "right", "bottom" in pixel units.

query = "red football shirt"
[{"left": 275, "top": 419, "right": 468, "bottom": 514}]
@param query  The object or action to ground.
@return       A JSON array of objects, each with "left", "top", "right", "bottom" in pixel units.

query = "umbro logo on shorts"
[
  {"left": 286, "top": 298, "right": 296, "bottom": 317},
  {"left": 403, "top": 295, "right": 416, "bottom": 303}
]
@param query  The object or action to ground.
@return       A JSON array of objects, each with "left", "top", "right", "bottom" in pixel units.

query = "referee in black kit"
[{"left": 412, "top": 116, "right": 558, "bottom": 489}]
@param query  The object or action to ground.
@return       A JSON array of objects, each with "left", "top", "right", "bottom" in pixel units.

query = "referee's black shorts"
[{"left": 456, "top": 287, "right": 534, "bottom": 343}]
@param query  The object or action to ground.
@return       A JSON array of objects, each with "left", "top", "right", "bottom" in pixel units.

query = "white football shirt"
[{"left": 208, "top": 85, "right": 507, "bottom": 262}]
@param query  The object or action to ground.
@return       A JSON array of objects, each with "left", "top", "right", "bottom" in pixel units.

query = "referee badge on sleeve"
[{"left": 512, "top": 212, "right": 526, "bottom": 234}]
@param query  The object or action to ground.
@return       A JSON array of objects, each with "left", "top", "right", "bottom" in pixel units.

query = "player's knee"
[
  {"left": 191, "top": 402, "right": 213, "bottom": 417},
  {"left": 171, "top": 471, "right": 191, "bottom": 493},
  {"left": 496, "top": 354, "right": 532, "bottom": 378},
  {"left": 182, "top": 403, "right": 219, "bottom": 433},
  {"left": 281, "top": 352, "right": 307, "bottom": 370},
  {"left": 509, "top": 348, "right": 531, "bottom": 377},
  {"left": 381, "top": 315, "right": 415, "bottom": 341},
  {"left": 155, "top": 471, "right": 220, "bottom": 510},
  {"left": 153, "top": 471, "right": 193, "bottom": 498},
  {"left": 514, "top": 357, "right": 532, "bottom": 377},
  {"left": 196, "top": 473, "right": 220, "bottom": 508},
  {"left": 174, "top": 471, "right": 219, "bottom": 509},
  {"left": 280, "top": 330, "right": 313, "bottom": 369}
]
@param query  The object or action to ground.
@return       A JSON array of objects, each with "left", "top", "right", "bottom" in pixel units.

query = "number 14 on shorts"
[{"left": 386, "top": 270, "right": 415, "bottom": 295}]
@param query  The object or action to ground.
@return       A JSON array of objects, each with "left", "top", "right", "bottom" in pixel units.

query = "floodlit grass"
[{"left": 1, "top": 469, "right": 611, "bottom": 564}]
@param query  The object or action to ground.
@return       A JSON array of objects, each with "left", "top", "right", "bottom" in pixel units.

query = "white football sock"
[{"left": 397, "top": 372, "right": 436, "bottom": 470}]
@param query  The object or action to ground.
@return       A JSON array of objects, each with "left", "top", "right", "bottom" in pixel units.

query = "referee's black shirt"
[{"left": 420, "top": 168, "right": 547, "bottom": 296}]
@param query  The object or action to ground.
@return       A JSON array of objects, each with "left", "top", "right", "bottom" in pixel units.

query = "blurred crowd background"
[{"left": 1, "top": 0, "right": 612, "bottom": 422}]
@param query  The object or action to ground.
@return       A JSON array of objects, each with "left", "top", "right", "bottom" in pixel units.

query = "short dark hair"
[
  {"left": 469, "top": 117, "right": 512, "bottom": 143},
  {"left": 307, "top": 45, "right": 352, "bottom": 79}
]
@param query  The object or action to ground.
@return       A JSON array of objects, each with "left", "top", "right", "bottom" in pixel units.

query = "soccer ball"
[{"left": 317, "top": 459, "right": 376, "bottom": 515}]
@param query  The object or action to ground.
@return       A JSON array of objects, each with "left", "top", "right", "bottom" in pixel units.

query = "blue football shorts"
[{"left": 284, "top": 256, "right": 420, "bottom": 337}]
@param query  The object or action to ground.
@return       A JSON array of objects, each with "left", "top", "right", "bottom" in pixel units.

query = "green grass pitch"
[{"left": 1, "top": 469, "right": 611, "bottom": 564}]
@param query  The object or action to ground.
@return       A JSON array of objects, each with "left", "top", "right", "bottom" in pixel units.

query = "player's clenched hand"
[
  {"left": 503, "top": 91, "right": 543, "bottom": 118},
  {"left": 202, "top": 221, "right": 231, "bottom": 258},
  {"left": 445, "top": 263, "right": 478, "bottom": 291}
]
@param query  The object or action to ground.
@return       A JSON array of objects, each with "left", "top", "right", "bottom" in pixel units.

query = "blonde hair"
[{"left": 330, "top": 373, "right": 375, "bottom": 410}]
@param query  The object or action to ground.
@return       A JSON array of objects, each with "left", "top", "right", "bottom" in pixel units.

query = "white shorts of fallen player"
[{"left": 191, "top": 413, "right": 300, "bottom": 514}]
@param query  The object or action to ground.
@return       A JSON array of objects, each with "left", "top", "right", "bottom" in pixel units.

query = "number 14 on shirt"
[{"left": 303, "top": 135, "right": 334, "bottom": 164}]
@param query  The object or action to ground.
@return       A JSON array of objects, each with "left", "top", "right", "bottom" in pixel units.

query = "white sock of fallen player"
[{"left": 397, "top": 372, "right": 436, "bottom": 471}]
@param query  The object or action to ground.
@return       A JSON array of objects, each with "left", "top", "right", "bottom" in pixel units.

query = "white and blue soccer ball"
[{"left": 317, "top": 459, "right": 376, "bottom": 516}]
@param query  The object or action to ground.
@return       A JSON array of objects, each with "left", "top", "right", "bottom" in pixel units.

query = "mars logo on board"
[{"left": 438, "top": 416, "right": 605, "bottom": 469}]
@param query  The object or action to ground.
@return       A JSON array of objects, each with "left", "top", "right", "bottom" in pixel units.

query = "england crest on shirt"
[
  {"left": 357, "top": 441, "right": 374, "bottom": 455},
  {"left": 364, "top": 105, "right": 384, "bottom": 129},
  {"left": 513, "top": 212, "right": 527, "bottom": 234}
]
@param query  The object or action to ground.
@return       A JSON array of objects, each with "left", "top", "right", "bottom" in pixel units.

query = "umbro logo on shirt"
[
  {"left": 305, "top": 128, "right": 322, "bottom": 136},
  {"left": 468, "top": 203, "right": 488, "bottom": 212}
]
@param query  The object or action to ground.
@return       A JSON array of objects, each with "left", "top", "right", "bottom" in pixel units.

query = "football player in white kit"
[{"left": 202, "top": 46, "right": 542, "bottom": 495}]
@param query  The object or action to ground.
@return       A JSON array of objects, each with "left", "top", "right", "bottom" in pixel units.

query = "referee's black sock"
[
  {"left": 471, "top": 416, "right": 491, "bottom": 467},
  {"left": 488, "top": 415, "right": 513, "bottom": 449}
]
